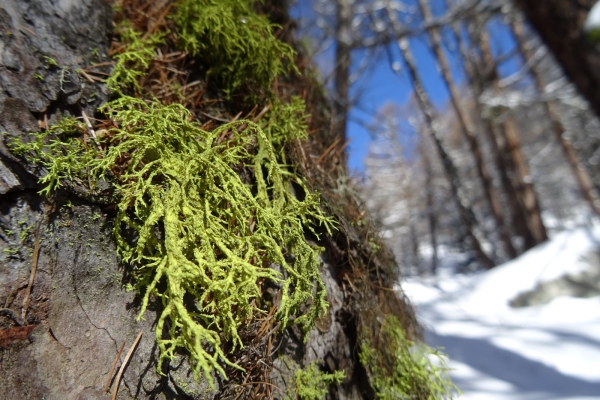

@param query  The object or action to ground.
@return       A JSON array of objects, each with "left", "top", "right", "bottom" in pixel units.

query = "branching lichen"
[
  {"left": 173, "top": 0, "right": 297, "bottom": 95},
  {"left": 6, "top": 117, "right": 99, "bottom": 197},
  {"left": 289, "top": 361, "right": 345, "bottom": 400},
  {"left": 106, "top": 25, "right": 164, "bottom": 93},
  {"left": 8, "top": 95, "right": 333, "bottom": 386},
  {"left": 359, "top": 315, "right": 459, "bottom": 400}
]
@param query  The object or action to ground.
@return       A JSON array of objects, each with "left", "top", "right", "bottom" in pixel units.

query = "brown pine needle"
[
  {"left": 317, "top": 135, "right": 343, "bottom": 165},
  {"left": 252, "top": 104, "right": 272, "bottom": 123},
  {"left": 104, "top": 341, "right": 126, "bottom": 393},
  {"left": 111, "top": 331, "right": 143, "bottom": 400},
  {"left": 21, "top": 219, "right": 42, "bottom": 321}
]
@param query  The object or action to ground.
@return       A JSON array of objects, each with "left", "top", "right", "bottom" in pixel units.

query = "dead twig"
[
  {"left": 78, "top": 69, "right": 104, "bottom": 83},
  {"left": 252, "top": 104, "right": 272, "bottom": 123},
  {"left": 81, "top": 110, "right": 102, "bottom": 151},
  {"left": 316, "top": 136, "right": 343, "bottom": 165},
  {"left": 82, "top": 61, "right": 115, "bottom": 71},
  {"left": 111, "top": 330, "right": 143, "bottom": 400},
  {"left": 21, "top": 219, "right": 42, "bottom": 321},
  {"left": 104, "top": 341, "right": 126, "bottom": 393}
]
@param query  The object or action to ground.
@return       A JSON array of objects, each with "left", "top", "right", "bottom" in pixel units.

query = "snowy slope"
[{"left": 402, "top": 224, "right": 600, "bottom": 400}]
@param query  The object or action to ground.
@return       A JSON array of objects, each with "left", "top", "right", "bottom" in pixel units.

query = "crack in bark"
[{"left": 71, "top": 244, "right": 118, "bottom": 352}]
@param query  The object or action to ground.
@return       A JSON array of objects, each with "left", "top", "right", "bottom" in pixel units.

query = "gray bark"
[{"left": 0, "top": 1, "right": 375, "bottom": 399}]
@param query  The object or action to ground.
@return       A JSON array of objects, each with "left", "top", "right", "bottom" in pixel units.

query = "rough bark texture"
[
  {"left": 512, "top": 0, "right": 600, "bottom": 118},
  {"left": 0, "top": 1, "right": 415, "bottom": 399}
]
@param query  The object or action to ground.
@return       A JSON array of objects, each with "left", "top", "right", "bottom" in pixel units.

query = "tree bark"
[
  {"left": 420, "top": 143, "right": 439, "bottom": 274},
  {"left": 0, "top": 1, "right": 416, "bottom": 399},
  {"left": 512, "top": 0, "right": 600, "bottom": 118}
]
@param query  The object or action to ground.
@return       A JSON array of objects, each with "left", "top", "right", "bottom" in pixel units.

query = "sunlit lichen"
[
  {"left": 8, "top": 95, "right": 333, "bottom": 386},
  {"left": 360, "top": 315, "right": 459, "bottom": 400},
  {"left": 173, "top": 0, "right": 297, "bottom": 95}
]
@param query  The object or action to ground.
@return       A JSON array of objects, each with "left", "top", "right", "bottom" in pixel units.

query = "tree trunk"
[
  {"left": 418, "top": 0, "right": 517, "bottom": 260},
  {"left": 393, "top": 31, "right": 495, "bottom": 269},
  {"left": 0, "top": 1, "right": 418, "bottom": 399},
  {"left": 333, "top": 0, "right": 353, "bottom": 145},
  {"left": 512, "top": 0, "right": 600, "bottom": 118},
  {"left": 440, "top": 6, "right": 539, "bottom": 254},
  {"left": 420, "top": 144, "right": 439, "bottom": 274},
  {"left": 511, "top": 17, "right": 600, "bottom": 217},
  {"left": 478, "top": 21, "right": 549, "bottom": 246}
]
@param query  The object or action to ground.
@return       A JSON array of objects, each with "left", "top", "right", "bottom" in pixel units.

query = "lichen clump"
[
  {"left": 8, "top": 0, "right": 335, "bottom": 387},
  {"left": 360, "top": 315, "right": 459, "bottom": 399},
  {"left": 290, "top": 361, "right": 345, "bottom": 400},
  {"left": 173, "top": 0, "right": 296, "bottom": 95}
]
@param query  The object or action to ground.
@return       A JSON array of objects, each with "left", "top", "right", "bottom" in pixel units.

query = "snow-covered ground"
[{"left": 402, "top": 223, "right": 600, "bottom": 400}]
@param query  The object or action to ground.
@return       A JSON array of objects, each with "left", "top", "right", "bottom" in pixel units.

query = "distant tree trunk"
[
  {"left": 511, "top": 17, "right": 600, "bottom": 217},
  {"left": 420, "top": 143, "right": 439, "bottom": 274},
  {"left": 387, "top": 3, "right": 494, "bottom": 268},
  {"left": 446, "top": 13, "right": 538, "bottom": 253},
  {"left": 478, "top": 21, "right": 549, "bottom": 246},
  {"left": 512, "top": 0, "right": 600, "bottom": 118},
  {"left": 418, "top": 0, "right": 517, "bottom": 260},
  {"left": 333, "top": 0, "right": 352, "bottom": 145}
]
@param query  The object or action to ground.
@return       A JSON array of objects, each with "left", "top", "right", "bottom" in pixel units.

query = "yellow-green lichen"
[
  {"left": 7, "top": 0, "right": 340, "bottom": 390},
  {"left": 173, "top": 0, "right": 297, "bottom": 95},
  {"left": 8, "top": 95, "right": 333, "bottom": 386},
  {"left": 6, "top": 116, "right": 99, "bottom": 197},
  {"left": 360, "top": 315, "right": 459, "bottom": 400},
  {"left": 289, "top": 361, "right": 345, "bottom": 400},
  {"left": 106, "top": 25, "right": 164, "bottom": 93}
]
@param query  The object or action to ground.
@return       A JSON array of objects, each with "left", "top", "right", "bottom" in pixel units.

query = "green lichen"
[
  {"left": 260, "top": 97, "right": 309, "bottom": 162},
  {"left": 8, "top": 95, "right": 333, "bottom": 386},
  {"left": 289, "top": 361, "right": 345, "bottom": 400},
  {"left": 359, "top": 315, "right": 459, "bottom": 400},
  {"left": 6, "top": 116, "right": 98, "bottom": 197},
  {"left": 42, "top": 55, "right": 59, "bottom": 68},
  {"left": 106, "top": 25, "right": 164, "bottom": 93},
  {"left": 7, "top": 0, "right": 343, "bottom": 391},
  {"left": 173, "top": 0, "right": 297, "bottom": 95}
]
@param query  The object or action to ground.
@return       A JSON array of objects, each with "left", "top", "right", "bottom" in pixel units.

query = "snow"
[
  {"left": 585, "top": 1, "right": 600, "bottom": 32},
  {"left": 401, "top": 223, "right": 600, "bottom": 399}
]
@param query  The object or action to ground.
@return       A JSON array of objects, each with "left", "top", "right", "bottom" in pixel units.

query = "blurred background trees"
[{"left": 291, "top": 0, "right": 600, "bottom": 275}]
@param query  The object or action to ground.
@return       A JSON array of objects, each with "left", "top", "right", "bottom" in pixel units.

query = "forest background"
[{"left": 291, "top": 0, "right": 600, "bottom": 275}]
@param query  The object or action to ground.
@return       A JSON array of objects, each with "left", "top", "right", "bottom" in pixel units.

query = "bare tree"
[
  {"left": 513, "top": 0, "right": 600, "bottom": 118},
  {"left": 386, "top": 6, "right": 495, "bottom": 268},
  {"left": 333, "top": 0, "right": 353, "bottom": 144},
  {"left": 510, "top": 16, "right": 600, "bottom": 217},
  {"left": 476, "top": 16, "right": 549, "bottom": 246},
  {"left": 420, "top": 140, "right": 439, "bottom": 274},
  {"left": 418, "top": 0, "right": 517, "bottom": 259}
]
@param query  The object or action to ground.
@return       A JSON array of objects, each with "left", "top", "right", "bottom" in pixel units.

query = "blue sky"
[{"left": 289, "top": 0, "right": 521, "bottom": 173}]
